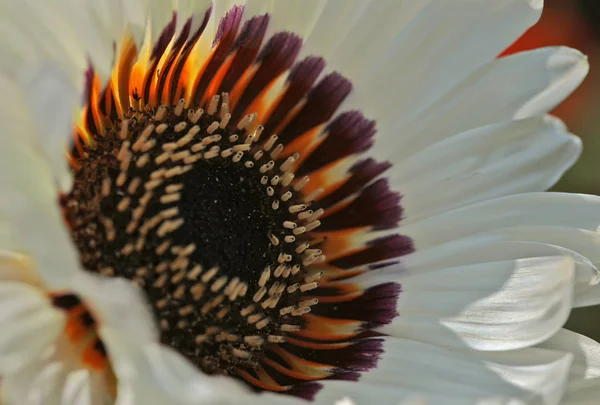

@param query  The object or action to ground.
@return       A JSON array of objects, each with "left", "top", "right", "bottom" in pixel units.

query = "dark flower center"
[
  {"left": 62, "top": 5, "right": 414, "bottom": 399},
  {"left": 62, "top": 95, "right": 323, "bottom": 376}
]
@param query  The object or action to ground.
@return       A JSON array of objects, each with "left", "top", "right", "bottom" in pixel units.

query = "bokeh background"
[{"left": 503, "top": 0, "right": 600, "bottom": 339}]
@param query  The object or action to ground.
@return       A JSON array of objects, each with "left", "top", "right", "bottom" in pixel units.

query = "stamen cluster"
[{"left": 62, "top": 93, "right": 325, "bottom": 375}]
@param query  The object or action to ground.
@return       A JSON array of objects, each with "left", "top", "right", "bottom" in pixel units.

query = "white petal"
[
  {"left": 61, "top": 370, "right": 103, "bottom": 405},
  {"left": 53, "top": 0, "right": 119, "bottom": 84},
  {"left": 145, "top": 0, "right": 178, "bottom": 50},
  {"left": 537, "top": 330, "right": 600, "bottom": 405},
  {"left": 571, "top": 282, "right": 600, "bottom": 308},
  {"left": 0, "top": 0, "right": 132, "bottom": 87},
  {"left": 2, "top": 356, "right": 69, "bottom": 405},
  {"left": 0, "top": 70, "right": 83, "bottom": 288},
  {"left": 392, "top": 397, "right": 431, "bottom": 405},
  {"left": 0, "top": 253, "right": 110, "bottom": 405},
  {"left": 340, "top": 0, "right": 542, "bottom": 109},
  {"left": 335, "top": 398, "right": 356, "bottom": 405},
  {"left": 0, "top": 251, "right": 43, "bottom": 286},
  {"left": 561, "top": 379, "right": 600, "bottom": 405},
  {"left": 270, "top": 0, "right": 327, "bottom": 39},
  {"left": 372, "top": 47, "right": 588, "bottom": 160},
  {"left": 92, "top": 337, "right": 522, "bottom": 405},
  {"left": 20, "top": 62, "right": 79, "bottom": 192},
  {"left": 120, "top": 0, "right": 148, "bottom": 46},
  {"left": 374, "top": 256, "right": 575, "bottom": 351},
  {"left": 242, "top": 0, "right": 276, "bottom": 18},
  {"left": 308, "top": 383, "right": 496, "bottom": 405},
  {"left": 0, "top": 74, "right": 51, "bottom": 185},
  {"left": 400, "top": 193, "right": 600, "bottom": 249},
  {"left": 393, "top": 116, "right": 580, "bottom": 220},
  {"left": 394, "top": 231, "right": 600, "bottom": 308},
  {"left": 285, "top": 342, "right": 568, "bottom": 405},
  {"left": 0, "top": 1, "right": 87, "bottom": 84},
  {"left": 302, "top": 0, "right": 429, "bottom": 73},
  {"left": 0, "top": 282, "right": 64, "bottom": 375},
  {"left": 538, "top": 329, "right": 600, "bottom": 380},
  {"left": 176, "top": 0, "right": 217, "bottom": 33},
  {"left": 3, "top": 354, "right": 110, "bottom": 405},
  {"left": 299, "top": 0, "right": 375, "bottom": 60},
  {"left": 322, "top": 337, "right": 573, "bottom": 405},
  {"left": 340, "top": 0, "right": 543, "bottom": 149},
  {"left": 100, "top": 332, "right": 246, "bottom": 405},
  {"left": 478, "top": 227, "right": 600, "bottom": 268},
  {"left": 73, "top": 272, "right": 158, "bottom": 344},
  {"left": 401, "top": 238, "right": 594, "bottom": 278},
  {"left": 469, "top": 227, "right": 600, "bottom": 308}
]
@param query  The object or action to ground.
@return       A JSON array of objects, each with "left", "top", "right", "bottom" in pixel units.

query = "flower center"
[
  {"left": 62, "top": 94, "right": 324, "bottom": 375},
  {"left": 61, "top": 6, "right": 414, "bottom": 398}
]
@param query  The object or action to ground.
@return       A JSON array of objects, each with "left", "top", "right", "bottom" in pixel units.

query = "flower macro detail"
[
  {"left": 61, "top": 6, "right": 407, "bottom": 397},
  {"left": 3, "top": 1, "right": 600, "bottom": 405}
]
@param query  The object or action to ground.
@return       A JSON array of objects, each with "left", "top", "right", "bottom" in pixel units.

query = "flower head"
[{"left": 1, "top": 1, "right": 600, "bottom": 404}]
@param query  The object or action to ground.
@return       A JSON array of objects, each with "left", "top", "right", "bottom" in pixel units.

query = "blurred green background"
[{"left": 505, "top": 0, "right": 600, "bottom": 340}]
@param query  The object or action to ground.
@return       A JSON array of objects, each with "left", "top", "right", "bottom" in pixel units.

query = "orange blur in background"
[{"left": 502, "top": 1, "right": 596, "bottom": 121}]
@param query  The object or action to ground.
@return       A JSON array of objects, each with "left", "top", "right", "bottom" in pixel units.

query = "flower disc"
[{"left": 62, "top": 6, "right": 411, "bottom": 398}]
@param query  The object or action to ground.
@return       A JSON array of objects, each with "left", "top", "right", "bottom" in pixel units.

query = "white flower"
[{"left": 0, "top": 0, "right": 600, "bottom": 404}]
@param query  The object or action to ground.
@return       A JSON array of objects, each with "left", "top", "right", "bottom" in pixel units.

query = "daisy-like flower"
[{"left": 2, "top": 0, "right": 600, "bottom": 404}]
